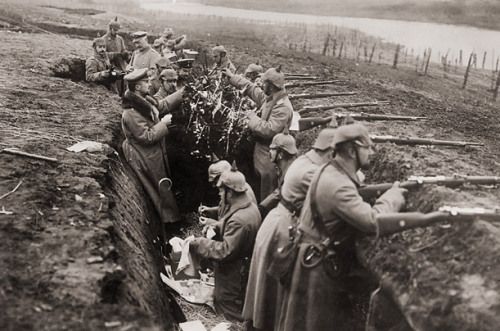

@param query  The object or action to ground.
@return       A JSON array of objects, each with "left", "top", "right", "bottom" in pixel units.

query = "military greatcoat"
[
  {"left": 85, "top": 50, "right": 118, "bottom": 94},
  {"left": 121, "top": 90, "right": 180, "bottom": 223},
  {"left": 243, "top": 150, "right": 327, "bottom": 330},
  {"left": 190, "top": 193, "right": 261, "bottom": 321},
  {"left": 228, "top": 75, "right": 293, "bottom": 202},
  {"left": 276, "top": 159, "right": 405, "bottom": 331}
]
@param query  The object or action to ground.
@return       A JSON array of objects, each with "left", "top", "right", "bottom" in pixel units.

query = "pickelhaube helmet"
[
  {"left": 245, "top": 62, "right": 263, "bottom": 75},
  {"left": 331, "top": 123, "right": 372, "bottom": 150},
  {"left": 261, "top": 65, "right": 285, "bottom": 89},
  {"left": 109, "top": 17, "right": 121, "bottom": 30},
  {"left": 269, "top": 126, "right": 298, "bottom": 154},
  {"left": 163, "top": 28, "right": 174, "bottom": 38},
  {"left": 217, "top": 161, "right": 247, "bottom": 192},
  {"left": 212, "top": 45, "right": 227, "bottom": 55},
  {"left": 312, "top": 116, "right": 338, "bottom": 150},
  {"left": 159, "top": 69, "right": 178, "bottom": 80},
  {"left": 207, "top": 154, "right": 231, "bottom": 182}
]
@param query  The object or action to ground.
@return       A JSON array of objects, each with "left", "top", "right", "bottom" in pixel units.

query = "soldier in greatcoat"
[
  {"left": 276, "top": 123, "right": 407, "bottom": 331},
  {"left": 223, "top": 66, "right": 293, "bottom": 202},
  {"left": 85, "top": 38, "right": 118, "bottom": 94},
  {"left": 243, "top": 126, "right": 336, "bottom": 331},
  {"left": 121, "top": 68, "right": 181, "bottom": 228},
  {"left": 189, "top": 165, "right": 261, "bottom": 321},
  {"left": 103, "top": 17, "right": 129, "bottom": 95}
]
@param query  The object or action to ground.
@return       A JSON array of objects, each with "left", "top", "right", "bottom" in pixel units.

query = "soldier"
[
  {"left": 161, "top": 27, "right": 187, "bottom": 57},
  {"left": 259, "top": 128, "right": 297, "bottom": 218},
  {"left": 199, "top": 157, "right": 257, "bottom": 224},
  {"left": 103, "top": 17, "right": 129, "bottom": 95},
  {"left": 176, "top": 58, "right": 195, "bottom": 87},
  {"left": 188, "top": 163, "right": 261, "bottom": 321},
  {"left": 212, "top": 45, "right": 236, "bottom": 73},
  {"left": 126, "top": 31, "right": 161, "bottom": 74},
  {"left": 121, "top": 68, "right": 181, "bottom": 229},
  {"left": 243, "top": 125, "right": 337, "bottom": 331},
  {"left": 222, "top": 66, "right": 293, "bottom": 202},
  {"left": 152, "top": 38, "right": 164, "bottom": 54},
  {"left": 244, "top": 62, "right": 263, "bottom": 83},
  {"left": 276, "top": 123, "right": 407, "bottom": 331},
  {"left": 149, "top": 57, "right": 171, "bottom": 96},
  {"left": 85, "top": 37, "right": 118, "bottom": 94},
  {"left": 154, "top": 68, "right": 179, "bottom": 100},
  {"left": 151, "top": 69, "right": 185, "bottom": 117}
]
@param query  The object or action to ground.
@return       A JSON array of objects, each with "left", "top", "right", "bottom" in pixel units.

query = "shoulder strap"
[{"left": 309, "top": 162, "right": 330, "bottom": 235}]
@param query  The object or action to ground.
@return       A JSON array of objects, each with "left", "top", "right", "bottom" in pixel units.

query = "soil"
[{"left": 1, "top": 1, "right": 499, "bottom": 331}]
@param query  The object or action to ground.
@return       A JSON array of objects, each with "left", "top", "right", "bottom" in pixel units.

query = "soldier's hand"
[
  {"left": 221, "top": 68, "right": 234, "bottom": 78},
  {"left": 198, "top": 204, "right": 208, "bottom": 215},
  {"left": 101, "top": 70, "right": 110, "bottom": 78},
  {"left": 160, "top": 114, "right": 172, "bottom": 126},
  {"left": 381, "top": 181, "right": 408, "bottom": 209},
  {"left": 145, "top": 95, "right": 158, "bottom": 107}
]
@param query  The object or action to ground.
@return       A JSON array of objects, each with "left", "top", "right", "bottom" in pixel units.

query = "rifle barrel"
[
  {"left": 285, "top": 80, "right": 341, "bottom": 88},
  {"left": 370, "top": 135, "right": 484, "bottom": 147},
  {"left": 285, "top": 76, "right": 318, "bottom": 80},
  {"left": 299, "top": 101, "right": 389, "bottom": 115},
  {"left": 289, "top": 92, "right": 357, "bottom": 100}
]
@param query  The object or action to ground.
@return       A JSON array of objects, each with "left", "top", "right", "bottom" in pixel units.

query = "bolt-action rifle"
[
  {"left": 376, "top": 206, "right": 500, "bottom": 236},
  {"left": 285, "top": 76, "right": 319, "bottom": 80},
  {"left": 289, "top": 91, "right": 357, "bottom": 100},
  {"left": 298, "top": 101, "right": 389, "bottom": 115},
  {"left": 298, "top": 113, "right": 427, "bottom": 131},
  {"left": 370, "top": 135, "right": 484, "bottom": 147},
  {"left": 284, "top": 80, "right": 341, "bottom": 89},
  {"left": 284, "top": 73, "right": 312, "bottom": 77},
  {"left": 359, "top": 175, "right": 499, "bottom": 201}
]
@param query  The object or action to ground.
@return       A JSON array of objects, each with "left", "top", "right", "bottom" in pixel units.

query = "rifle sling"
[{"left": 309, "top": 162, "right": 333, "bottom": 249}]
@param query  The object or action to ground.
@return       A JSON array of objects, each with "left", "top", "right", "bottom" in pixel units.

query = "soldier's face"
[
  {"left": 355, "top": 143, "right": 375, "bottom": 170},
  {"left": 111, "top": 27, "right": 119, "bottom": 37},
  {"left": 262, "top": 81, "right": 273, "bottom": 96},
  {"left": 213, "top": 53, "right": 222, "bottom": 65},
  {"left": 162, "top": 78, "right": 177, "bottom": 93},
  {"left": 136, "top": 80, "right": 150, "bottom": 96},
  {"left": 95, "top": 44, "right": 106, "bottom": 54},
  {"left": 133, "top": 37, "right": 148, "bottom": 50}
]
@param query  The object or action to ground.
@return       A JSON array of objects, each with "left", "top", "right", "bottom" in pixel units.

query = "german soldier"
[{"left": 85, "top": 37, "right": 118, "bottom": 94}]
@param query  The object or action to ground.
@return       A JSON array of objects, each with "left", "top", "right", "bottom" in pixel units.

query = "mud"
[{"left": 1, "top": 2, "right": 500, "bottom": 331}]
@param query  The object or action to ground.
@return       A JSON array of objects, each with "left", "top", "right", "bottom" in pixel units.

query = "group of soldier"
[{"left": 84, "top": 17, "right": 421, "bottom": 331}]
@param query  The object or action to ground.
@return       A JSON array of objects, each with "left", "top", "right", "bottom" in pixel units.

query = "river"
[{"left": 140, "top": 0, "right": 500, "bottom": 68}]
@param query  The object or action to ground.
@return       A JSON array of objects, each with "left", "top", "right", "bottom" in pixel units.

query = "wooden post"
[
  {"left": 424, "top": 48, "right": 432, "bottom": 76},
  {"left": 368, "top": 43, "right": 376, "bottom": 64},
  {"left": 473, "top": 53, "right": 477, "bottom": 68},
  {"left": 459, "top": 50, "right": 463, "bottom": 65},
  {"left": 463, "top": 52, "right": 474, "bottom": 89},
  {"left": 338, "top": 41, "right": 344, "bottom": 59},
  {"left": 322, "top": 33, "right": 330, "bottom": 55},
  {"left": 493, "top": 69, "right": 500, "bottom": 101},
  {"left": 392, "top": 44, "right": 400, "bottom": 69},
  {"left": 332, "top": 38, "right": 337, "bottom": 57},
  {"left": 364, "top": 45, "right": 368, "bottom": 62},
  {"left": 415, "top": 55, "right": 420, "bottom": 72},
  {"left": 482, "top": 51, "right": 487, "bottom": 69}
]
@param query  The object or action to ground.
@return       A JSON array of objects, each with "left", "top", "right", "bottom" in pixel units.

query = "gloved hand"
[
  {"left": 145, "top": 95, "right": 158, "bottom": 107},
  {"left": 221, "top": 68, "right": 234, "bottom": 79},
  {"left": 160, "top": 114, "right": 173, "bottom": 126}
]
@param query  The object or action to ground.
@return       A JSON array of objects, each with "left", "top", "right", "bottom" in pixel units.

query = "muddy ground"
[{"left": 1, "top": 2, "right": 500, "bottom": 331}]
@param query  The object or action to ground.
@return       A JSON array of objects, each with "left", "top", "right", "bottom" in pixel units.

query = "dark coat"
[
  {"left": 277, "top": 159, "right": 405, "bottom": 331},
  {"left": 191, "top": 193, "right": 261, "bottom": 321},
  {"left": 121, "top": 90, "right": 180, "bottom": 223},
  {"left": 85, "top": 50, "right": 118, "bottom": 94}
]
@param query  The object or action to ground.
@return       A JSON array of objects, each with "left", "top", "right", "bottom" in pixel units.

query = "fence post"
[
  {"left": 493, "top": 70, "right": 500, "bottom": 100},
  {"left": 463, "top": 52, "right": 474, "bottom": 89},
  {"left": 368, "top": 43, "right": 376, "bottom": 64},
  {"left": 322, "top": 33, "right": 330, "bottom": 56},
  {"left": 424, "top": 48, "right": 432, "bottom": 76},
  {"left": 392, "top": 44, "right": 400, "bottom": 69},
  {"left": 459, "top": 50, "right": 463, "bottom": 65},
  {"left": 482, "top": 51, "right": 487, "bottom": 69},
  {"left": 338, "top": 41, "right": 344, "bottom": 59}
]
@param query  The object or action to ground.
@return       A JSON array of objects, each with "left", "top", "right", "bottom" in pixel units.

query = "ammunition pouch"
[{"left": 267, "top": 239, "right": 299, "bottom": 287}]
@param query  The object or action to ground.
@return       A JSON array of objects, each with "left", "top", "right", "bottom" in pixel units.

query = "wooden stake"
[
  {"left": 392, "top": 44, "right": 400, "bottom": 69},
  {"left": 424, "top": 48, "right": 432, "bottom": 76},
  {"left": 369, "top": 43, "right": 376, "bottom": 64},
  {"left": 463, "top": 52, "right": 474, "bottom": 89},
  {"left": 493, "top": 70, "right": 500, "bottom": 101},
  {"left": 2, "top": 148, "right": 59, "bottom": 163}
]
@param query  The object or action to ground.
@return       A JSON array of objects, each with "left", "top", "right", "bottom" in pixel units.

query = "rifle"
[
  {"left": 370, "top": 135, "right": 484, "bottom": 147},
  {"left": 298, "top": 101, "right": 389, "bottom": 115},
  {"left": 284, "top": 80, "right": 341, "bottom": 88},
  {"left": 298, "top": 113, "right": 427, "bottom": 131},
  {"left": 284, "top": 73, "right": 312, "bottom": 77},
  {"left": 289, "top": 92, "right": 357, "bottom": 100},
  {"left": 285, "top": 76, "right": 319, "bottom": 80},
  {"left": 376, "top": 206, "right": 500, "bottom": 236},
  {"left": 359, "top": 175, "right": 499, "bottom": 202}
]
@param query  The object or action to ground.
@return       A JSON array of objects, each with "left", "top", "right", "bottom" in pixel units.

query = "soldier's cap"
[
  {"left": 109, "top": 17, "right": 121, "bottom": 29},
  {"left": 166, "top": 39, "right": 176, "bottom": 48},
  {"left": 313, "top": 127, "right": 336, "bottom": 151},
  {"left": 330, "top": 123, "right": 372, "bottom": 150},
  {"left": 123, "top": 68, "right": 149, "bottom": 82},
  {"left": 261, "top": 65, "right": 285, "bottom": 89},
  {"left": 212, "top": 45, "right": 227, "bottom": 54},
  {"left": 154, "top": 56, "right": 171, "bottom": 68},
  {"left": 177, "top": 58, "right": 194, "bottom": 69},
  {"left": 163, "top": 27, "right": 174, "bottom": 37},
  {"left": 92, "top": 37, "right": 106, "bottom": 47},
  {"left": 208, "top": 160, "right": 231, "bottom": 182},
  {"left": 184, "top": 49, "right": 199, "bottom": 59},
  {"left": 159, "top": 69, "right": 178, "bottom": 80},
  {"left": 131, "top": 31, "right": 148, "bottom": 39},
  {"left": 245, "top": 63, "right": 263, "bottom": 74},
  {"left": 153, "top": 38, "right": 163, "bottom": 47}
]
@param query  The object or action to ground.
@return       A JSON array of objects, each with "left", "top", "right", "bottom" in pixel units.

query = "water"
[{"left": 140, "top": 1, "right": 500, "bottom": 68}]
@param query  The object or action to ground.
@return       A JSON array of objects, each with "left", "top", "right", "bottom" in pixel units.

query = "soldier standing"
[
  {"left": 148, "top": 57, "right": 171, "bottom": 96},
  {"left": 121, "top": 68, "right": 181, "bottom": 228},
  {"left": 85, "top": 38, "right": 118, "bottom": 94},
  {"left": 222, "top": 66, "right": 293, "bottom": 202},
  {"left": 212, "top": 45, "right": 236, "bottom": 73},
  {"left": 277, "top": 123, "right": 407, "bottom": 331},
  {"left": 161, "top": 27, "right": 187, "bottom": 57},
  {"left": 127, "top": 31, "right": 161, "bottom": 74},
  {"left": 188, "top": 164, "right": 261, "bottom": 321},
  {"left": 243, "top": 126, "right": 336, "bottom": 331},
  {"left": 103, "top": 17, "right": 129, "bottom": 95}
]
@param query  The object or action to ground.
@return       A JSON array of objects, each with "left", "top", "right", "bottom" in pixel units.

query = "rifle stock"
[
  {"left": 370, "top": 135, "right": 484, "bottom": 147},
  {"left": 359, "top": 175, "right": 500, "bottom": 201},
  {"left": 376, "top": 207, "right": 500, "bottom": 236},
  {"left": 298, "top": 113, "right": 427, "bottom": 131}
]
